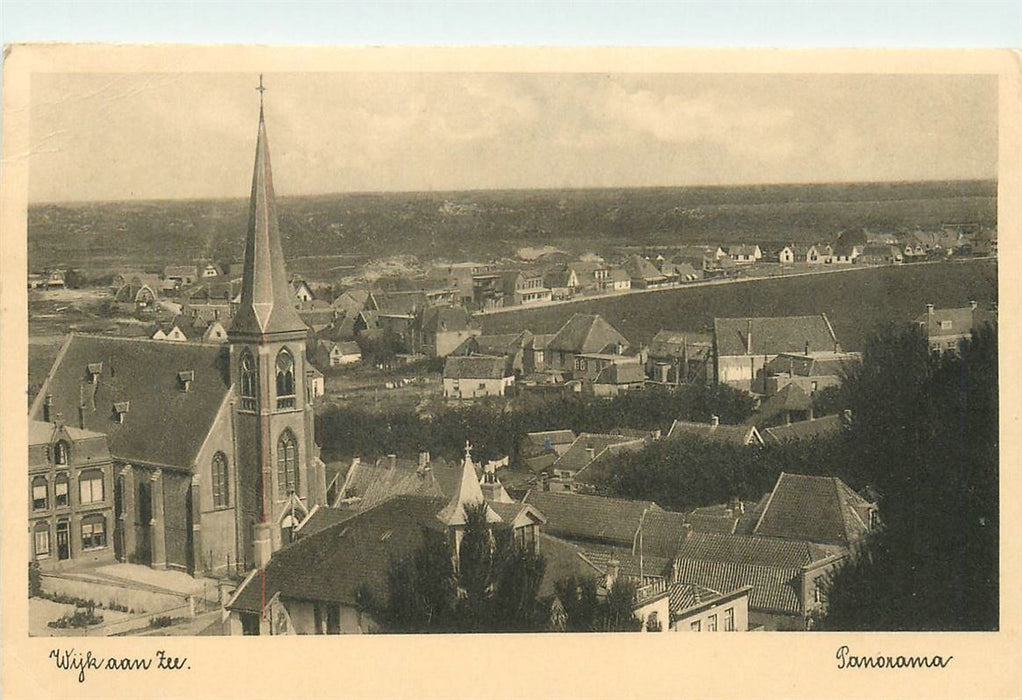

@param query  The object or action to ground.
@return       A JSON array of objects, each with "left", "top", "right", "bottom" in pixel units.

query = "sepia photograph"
[{"left": 2, "top": 43, "right": 1019, "bottom": 700}]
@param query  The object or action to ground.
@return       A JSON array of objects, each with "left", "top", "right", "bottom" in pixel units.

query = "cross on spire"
[{"left": 256, "top": 74, "right": 266, "bottom": 110}]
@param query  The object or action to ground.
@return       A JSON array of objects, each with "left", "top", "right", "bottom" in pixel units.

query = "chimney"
[
  {"left": 746, "top": 320, "right": 753, "bottom": 354},
  {"left": 605, "top": 559, "right": 620, "bottom": 590},
  {"left": 43, "top": 394, "right": 54, "bottom": 423},
  {"left": 969, "top": 300, "right": 978, "bottom": 310},
  {"left": 418, "top": 451, "right": 430, "bottom": 470},
  {"left": 585, "top": 446, "right": 596, "bottom": 461},
  {"left": 926, "top": 303, "right": 934, "bottom": 317},
  {"left": 387, "top": 454, "right": 397, "bottom": 469},
  {"left": 804, "top": 340, "right": 810, "bottom": 356},
  {"left": 842, "top": 409, "right": 853, "bottom": 426},
  {"left": 710, "top": 415, "right": 719, "bottom": 427}
]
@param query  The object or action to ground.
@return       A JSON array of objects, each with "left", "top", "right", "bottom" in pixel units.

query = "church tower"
[{"left": 229, "top": 78, "right": 327, "bottom": 568}]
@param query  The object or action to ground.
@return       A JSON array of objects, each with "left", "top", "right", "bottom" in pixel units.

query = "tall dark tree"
[
  {"left": 819, "top": 322, "right": 998, "bottom": 630},
  {"left": 554, "top": 575, "right": 643, "bottom": 632}
]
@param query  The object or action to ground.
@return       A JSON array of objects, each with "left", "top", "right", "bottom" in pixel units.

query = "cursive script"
[
  {"left": 49, "top": 648, "right": 189, "bottom": 683},
  {"left": 836, "top": 645, "right": 953, "bottom": 670}
]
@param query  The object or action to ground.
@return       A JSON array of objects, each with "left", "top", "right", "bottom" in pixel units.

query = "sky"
[{"left": 29, "top": 72, "right": 998, "bottom": 202}]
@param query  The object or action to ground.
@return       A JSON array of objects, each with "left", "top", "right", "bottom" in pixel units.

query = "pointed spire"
[
  {"left": 231, "top": 77, "right": 308, "bottom": 340},
  {"left": 437, "top": 442, "right": 501, "bottom": 526}
]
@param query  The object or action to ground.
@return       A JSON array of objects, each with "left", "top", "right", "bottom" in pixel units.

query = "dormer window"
[
  {"left": 940, "top": 320, "right": 952, "bottom": 330},
  {"left": 177, "top": 370, "right": 195, "bottom": 392},
  {"left": 113, "top": 401, "right": 130, "bottom": 423},
  {"left": 54, "top": 440, "right": 70, "bottom": 465},
  {"left": 276, "top": 348, "right": 296, "bottom": 409},
  {"left": 87, "top": 363, "right": 103, "bottom": 384}
]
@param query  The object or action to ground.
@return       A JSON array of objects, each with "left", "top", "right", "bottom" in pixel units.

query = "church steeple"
[{"left": 231, "top": 76, "right": 308, "bottom": 340}]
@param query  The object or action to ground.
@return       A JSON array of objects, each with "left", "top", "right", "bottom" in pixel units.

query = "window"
[
  {"left": 212, "top": 452, "right": 230, "bottom": 508},
  {"left": 54, "top": 441, "right": 69, "bottom": 465},
  {"left": 240, "top": 352, "right": 257, "bottom": 410},
  {"left": 690, "top": 620, "right": 701, "bottom": 632},
  {"left": 54, "top": 474, "right": 69, "bottom": 507},
  {"left": 707, "top": 614, "right": 717, "bottom": 632},
  {"left": 277, "top": 431, "right": 298, "bottom": 498},
  {"left": 940, "top": 320, "right": 952, "bottom": 330},
  {"left": 869, "top": 509, "right": 879, "bottom": 530},
  {"left": 574, "top": 357, "right": 587, "bottom": 372},
  {"left": 276, "top": 348, "right": 296, "bottom": 409},
  {"left": 34, "top": 523, "right": 51, "bottom": 558},
  {"left": 32, "top": 476, "right": 48, "bottom": 510},
  {"left": 80, "top": 516, "right": 106, "bottom": 550},
  {"left": 477, "top": 382, "right": 486, "bottom": 390},
  {"left": 724, "top": 607, "right": 735, "bottom": 631},
  {"left": 810, "top": 381, "right": 818, "bottom": 392},
  {"left": 79, "top": 470, "right": 105, "bottom": 505}
]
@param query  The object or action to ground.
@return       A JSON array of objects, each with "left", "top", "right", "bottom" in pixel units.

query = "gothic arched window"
[
  {"left": 276, "top": 348, "right": 296, "bottom": 409},
  {"left": 277, "top": 430, "right": 298, "bottom": 498},
  {"left": 212, "top": 452, "right": 230, "bottom": 508},
  {"left": 240, "top": 352, "right": 257, "bottom": 410}
]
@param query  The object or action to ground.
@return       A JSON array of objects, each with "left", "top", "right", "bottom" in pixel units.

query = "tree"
[
  {"left": 358, "top": 502, "right": 548, "bottom": 633},
  {"left": 818, "top": 322, "right": 998, "bottom": 630},
  {"left": 554, "top": 575, "right": 642, "bottom": 632}
]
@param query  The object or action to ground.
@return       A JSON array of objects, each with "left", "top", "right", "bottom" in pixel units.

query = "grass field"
[{"left": 478, "top": 259, "right": 998, "bottom": 351}]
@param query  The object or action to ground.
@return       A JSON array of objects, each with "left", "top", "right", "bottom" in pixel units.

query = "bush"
[
  {"left": 29, "top": 562, "right": 43, "bottom": 598},
  {"left": 47, "top": 603, "right": 104, "bottom": 629},
  {"left": 148, "top": 615, "right": 174, "bottom": 629}
]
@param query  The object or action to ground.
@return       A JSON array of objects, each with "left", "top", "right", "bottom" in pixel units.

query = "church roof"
[
  {"left": 230, "top": 106, "right": 308, "bottom": 339},
  {"left": 436, "top": 444, "right": 501, "bottom": 526},
  {"left": 28, "top": 334, "right": 231, "bottom": 470}
]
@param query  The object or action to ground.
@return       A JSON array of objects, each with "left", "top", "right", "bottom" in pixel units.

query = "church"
[{"left": 29, "top": 85, "right": 328, "bottom": 576}]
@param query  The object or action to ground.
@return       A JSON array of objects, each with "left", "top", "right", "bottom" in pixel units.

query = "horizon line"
[{"left": 28, "top": 177, "right": 998, "bottom": 207}]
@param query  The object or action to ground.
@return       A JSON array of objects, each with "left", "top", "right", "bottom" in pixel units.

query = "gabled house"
[
  {"left": 915, "top": 302, "right": 995, "bottom": 354},
  {"left": 591, "top": 362, "right": 647, "bottom": 397},
  {"left": 442, "top": 355, "right": 514, "bottom": 401},
  {"left": 713, "top": 314, "right": 841, "bottom": 390},
  {"left": 666, "top": 416, "right": 764, "bottom": 447},
  {"left": 313, "top": 339, "right": 362, "bottom": 369},
  {"left": 728, "top": 245, "right": 762, "bottom": 264},
  {"left": 543, "top": 267, "right": 579, "bottom": 300},
  {"left": 500, "top": 269, "right": 551, "bottom": 306},
  {"left": 760, "top": 351, "right": 857, "bottom": 396},
  {"left": 624, "top": 256, "right": 669, "bottom": 289},
  {"left": 647, "top": 330, "right": 712, "bottom": 385},
  {"left": 857, "top": 244, "right": 903, "bottom": 265},
  {"left": 762, "top": 414, "right": 847, "bottom": 445},
  {"left": 451, "top": 331, "right": 534, "bottom": 375},
  {"left": 543, "top": 432, "right": 648, "bottom": 492},
  {"left": 521, "top": 490, "right": 662, "bottom": 549},
  {"left": 745, "top": 382, "right": 814, "bottom": 429},
  {"left": 606, "top": 266, "right": 632, "bottom": 292},
  {"left": 519, "top": 430, "right": 578, "bottom": 472},
  {"left": 418, "top": 305, "right": 482, "bottom": 357},
  {"left": 545, "top": 314, "right": 631, "bottom": 374}
]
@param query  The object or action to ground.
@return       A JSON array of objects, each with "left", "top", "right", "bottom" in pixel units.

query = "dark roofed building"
[
  {"left": 667, "top": 417, "right": 763, "bottom": 446},
  {"left": 713, "top": 314, "right": 841, "bottom": 390},
  {"left": 762, "top": 414, "right": 846, "bottom": 444},
  {"left": 419, "top": 305, "right": 482, "bottom": 357},
  {"left": 521, "top": 490, "right": 660, "bottom": 548},
  {"left": 545, "top": 432, "right": 647, "bottom": 492},
  {"left": 751, "top": 472, "right": 878, "bottom": 547},
  {"left": 746, "top": 382, "right": 814, "bottom": 429},
  {"left": 545, "top": 314, "right": 630, "bottom": 373},
  {"left": 915, "top": 302, "right": 996, "bottom": 355},
  {"left": 442, "top": 355, "right": 514, "bottom": 400}
]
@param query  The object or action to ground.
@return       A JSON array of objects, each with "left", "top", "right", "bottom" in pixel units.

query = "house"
[
  {"left": 291, "top": 277, "right": 315, "bottom": 305},
  {"left": 471, "top": 271, "right": 505, "bottom": 310},
  {"left": 829, "top": 243, "right": 857, "bottom": 264},
  {"left": 646, "top": 330, "right": 712, "bottom": 385},
  {"left": 113, "top": 275, "right": 161, "bottom": 309},
  {"left": 969, "top": 228, "right": 997, "bottom": 257},
  {"left": 857, "top": 244, "right": 903, "bottom": 265},
  {"left": 543, "top": 267, "right": 579, "bottom": 300},
  {"left": 805, "top": 245, "right": 827, "bottom": 264},
  {"left": 762, "top": 414, "right": 847, "bottom": 445},
  {"left": 669, "top": 582, "right": 753, "bottom": 632},
  {"left": 521, "top": 490, "right": 662, "bottom": 549},
  {"left": 519, "top": 430, "right": 578, "bottom": 472},
  {"left": 418, "top": 306, "right": 482, "bottom": 358},
  {"left": 29, "top": 419, "right": 116, "bottom": 570},
  {"left": 728, "top": 245, "right": 762, "bottom": 264},
  {"left": 524, "top": 333, "right": 554, "bottom": 374},
  {"left": 201, "top": 319, "right": 230, "bottom": 344},
  {"left": 606, "top": 266, "right": 632, "bottom": 292},
  {"left": 624, "top": 256, "right": 669, "bottom": 289},
  {"left": 745, "top": 382, "right": 814, "bottom": 428},
  {"left": 543, "top": 432, "right": 647, "bottom": 492},
  {"left": 545, "top": 314, "right": 630, "bottom": 374},
  {"left": 777, "top": 246, "right": 796, "bottom": 265},
  {"left": 28, "top": 98, "right": 329, "bottom": 576},
  {"left": 712, "top": 314, "right": 841, "bottom": 390},
  {"left": 760, "top": 351, "right": 857, "bottom": 396},
  {"left": 673, "top": 245, "right": 724, "bottom": 272},
  {"left": 576, "top": 556, "right": 673, "bottom": 632},
  {"left": 666, "top": 416, "right": 764, "bottom": 447},
  {"left": 566, "top": 261, "right": 608, "bottom": 294},
  {"left": 313, "top": 339, "right": 362, "bottom": 369},
  {"left": 451, "top": 331, "right": 534, "bottom": 375},
  {"left": 499, "top": 269, "right": 552, "bottom": 306},
  {"left": 226, "top": 447, "right": 556, "bottom": 635},
  {"left": 591, "top": 362, "right": 647, "bottom": 397},
  {"left": 915, "top": 302, "right": 996, "bottom": 354},
  {"left": 442, "top": 355, "right": 514, "bottom": 400},
  {"left": 163, "top": 265, "right": 198, "bottom": 289}
]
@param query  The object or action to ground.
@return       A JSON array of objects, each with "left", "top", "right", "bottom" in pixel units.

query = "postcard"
[{"left": 1, "top": 45, "right": 1019, "bottom": 699}]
